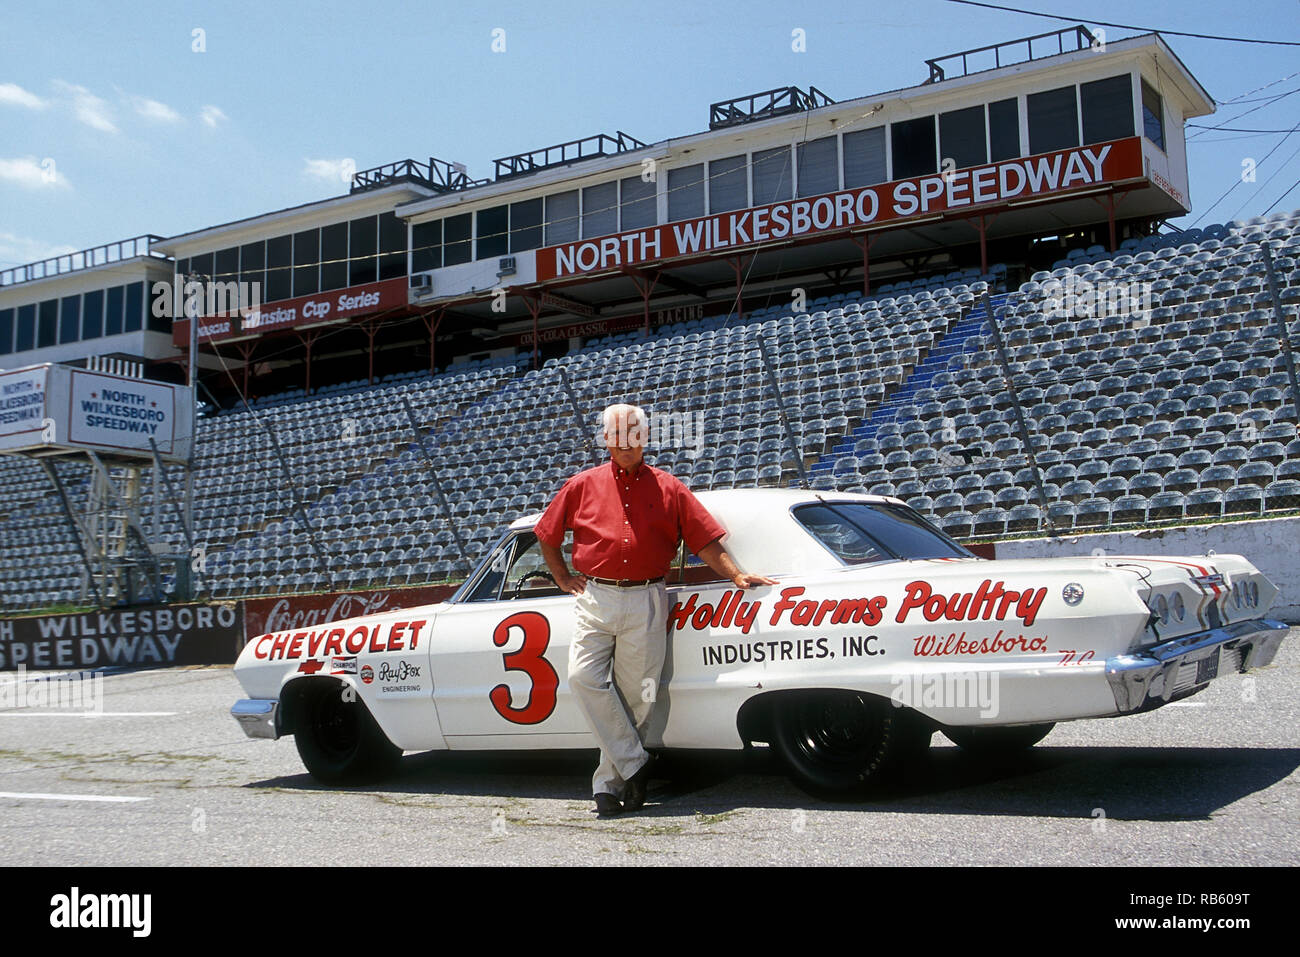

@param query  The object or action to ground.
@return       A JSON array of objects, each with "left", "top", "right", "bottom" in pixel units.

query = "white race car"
[{"left": 231, "top": 489, "right": 1288, "bottom": 797}]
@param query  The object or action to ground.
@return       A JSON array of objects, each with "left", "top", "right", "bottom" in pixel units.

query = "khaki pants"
[{"left": 568, "top": 579, "right": 669, "bottom": 797}]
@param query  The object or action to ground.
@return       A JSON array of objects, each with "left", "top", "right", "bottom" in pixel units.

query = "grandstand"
[{"left": 1, "top": 25, "right": 1298, "bottom": 614}]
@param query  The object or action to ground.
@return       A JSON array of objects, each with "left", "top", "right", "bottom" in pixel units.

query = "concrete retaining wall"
[{"left": 995, "top": 516, "right": 1300, "bottom": 623}]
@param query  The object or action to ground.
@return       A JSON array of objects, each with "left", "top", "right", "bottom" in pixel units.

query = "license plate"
[{"left": 1195, "top": 650, "right": 1221, "bottom": 684}]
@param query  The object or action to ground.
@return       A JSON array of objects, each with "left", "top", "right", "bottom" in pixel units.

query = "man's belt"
[{"left": 587, "top": 576, "right": 665, "bottom": 588}]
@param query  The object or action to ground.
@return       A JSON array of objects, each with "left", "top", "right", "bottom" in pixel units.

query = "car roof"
[
  {"left": 508, "top": 487, "right": 908, "bottom": 577},
  {"left": 508, "top": 487, "right": 902, "bottom": 530}
]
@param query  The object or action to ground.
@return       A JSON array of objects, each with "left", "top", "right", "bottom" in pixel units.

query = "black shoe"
[
  {"left": 593, "top": 792, "right": 623, "bottom": 817},
  {"left": 622, "top": 756, "right": 655, "bottom": 813}
]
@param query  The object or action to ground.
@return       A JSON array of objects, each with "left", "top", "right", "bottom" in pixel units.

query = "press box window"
[
  {"left": 581, "top": 182, "right": 618, "bottom": 238},
  {"left": 124, "top": 282, "right": 144, "bottom": 333},
  {"left": 215, "top": 246, "right": 239, "bottom": 284},
  {"left": 320, "top": 223, "right": 349, "bottom": 291},
  {"left": 348, "top": 217, "right": 377, "bottom": 286},
  {"left": 751, "top": 146, "right": 792, "bottom": 203},
  {"left": 667, "top": 164, "right": 704, "bottom": 222},
  {"left": 443, "top": 213, "right": 472, "bottom": 267},
  {"left": 1028, "top": 85, "right": 1079, "bottom": 154},
  {"left": 411, "top": 221, "right": 441, "bottom": 272},
  {"left": 243, "top": 240, "right": 268, "bottom": 296},
  {"left": 890, "top": 117, "right": 937, "bottom": 179},
  {"left": 709, "top": 154, "right": 748, "bottom": 212},
  {"left": 0, "top": 306, "right": 12, "bottom": 356},
  {"left": 265, "top": 235, "right": 292, "bottom": 302},
  {"left": 619, "top": 176, "right": 656, "bottom": 231},
  {"left": 476, "top": 205, "right": 509, "bottom": 260},
  {"left": 544, "top": 190, "right": 579, "bottom": 245},
  {"left": 797, "top": 136, "right": 839, "bottom": 197},
  {"left": 988, "top": 98, "right": 1020, "bottom": 162},
  {"left": 38, "top": 299, "right": 58, "bottom": 348},
  {"left": 939, "top": 105, "right": 987, "bottom": 171},
  {"left": 378, "top": 211, "right": 407, "bottom": 280},
  {"left": 510, "top": 198, "right": 544, "bottom": 253},
  {"left": 291, "top": 231, "right": 316, "bottom": 297},
  {"left": 60, "top": 295, "right": 81, "bottom": 344},
  {"left": 1142, "top": 79, "right": 1165, "bottom": 151},
  {"left": 0, "top": 308, "right": 13, "bottom": 354},
  {"left": 82, "top": 290, "right": 103, "bottom": 339},
  {"left": 16, "top": 304, "right": 36, "bottom": 351},
  {"left": 1081, "top": 74, "right": 1134, "bottom": 145},
  {"left": 105, "top": 286, "right": 124, "bottom": 336},
  {"left": 842, "top": 128, "right": 886, "bottom": 188}
]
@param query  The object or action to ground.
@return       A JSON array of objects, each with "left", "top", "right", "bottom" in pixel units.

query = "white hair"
[{"left": 601, "top": 403, "right": 646, "bottom": 435}]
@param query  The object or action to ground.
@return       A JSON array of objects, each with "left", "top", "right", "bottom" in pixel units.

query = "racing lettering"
[
  {"left": 911, "top": 629, "right": 1048, "bottom": 656},
  {"left": 895, "top": 580, "right": 1047, "bottom": 627},
  {"left": 489, "top": 611, "right": 558, "bottom": 725},
  {"left": 257, "top": 618, "right": 431, "bottom": 661}
]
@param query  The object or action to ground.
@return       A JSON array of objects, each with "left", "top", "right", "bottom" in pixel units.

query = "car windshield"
[
  {"left": 455, "top": 531, "right": 571, "bottom": 602},
  {"left": 793, "top": 501, "right": 970, "bottom": 564}
]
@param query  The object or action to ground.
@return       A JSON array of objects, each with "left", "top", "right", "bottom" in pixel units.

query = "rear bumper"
[
  {"left": 1105, "top": 618, "right": 1289, "bottom": 714},
  {"left": 231, "top": 698, "right": 280, "bottom": 740}
]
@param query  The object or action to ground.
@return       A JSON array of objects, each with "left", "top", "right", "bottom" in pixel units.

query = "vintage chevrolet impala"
[{"left": 230, "top": 489, "right": 1288, "bottom": 797}]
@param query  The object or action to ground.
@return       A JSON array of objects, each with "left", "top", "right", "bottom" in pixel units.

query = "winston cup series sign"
[{"left": 537, "top": 136, "right": 1144, "bottom": 281}]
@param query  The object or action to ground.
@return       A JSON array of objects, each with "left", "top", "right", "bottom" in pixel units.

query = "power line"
[
  {"left": 1190, "top": 126, "right": 1300, "bottom": 134},
  {"left": 1262, "top": 177, "right": 1300, "bottom": 216},
  {"left": 1229, "top": 140, "right": 1300, "bottom": 220},
  {"left": 1191, "top": 120, "right": 1300, "bottom": 226},
  {"left": 941, "top": 0, "right": 1300, "bottom": 46}
]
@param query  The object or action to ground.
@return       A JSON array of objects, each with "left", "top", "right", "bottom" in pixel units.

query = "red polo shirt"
[{"left": 534, "top": 461, "right": 726, "bottom": 579}]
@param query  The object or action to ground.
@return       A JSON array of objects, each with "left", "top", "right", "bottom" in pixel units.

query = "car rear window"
[{"left": 793, "top": 502, "right": 970, "bottom": 564}]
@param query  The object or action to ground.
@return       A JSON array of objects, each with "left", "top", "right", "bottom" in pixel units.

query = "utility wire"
[{"left": 942, "top": 0, "right": 1300, "bottom": 45}]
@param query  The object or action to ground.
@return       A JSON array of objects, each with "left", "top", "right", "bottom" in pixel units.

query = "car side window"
[{"left": 464, "top": 531, "right": 571, "bottom": 602}]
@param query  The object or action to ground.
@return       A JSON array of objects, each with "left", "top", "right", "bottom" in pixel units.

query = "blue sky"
[{"left": 1, "top": 0, "right": 1297, "bottom": 269}]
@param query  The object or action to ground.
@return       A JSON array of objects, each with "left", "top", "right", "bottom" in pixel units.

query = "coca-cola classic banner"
[{"left": 241, "top": 586, "right": 457, "bottom": 643}]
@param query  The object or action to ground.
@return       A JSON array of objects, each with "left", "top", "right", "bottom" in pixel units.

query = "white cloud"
[
  {"left": 304, "top": 157, "right": 357, "bottom": 186},
  {"left": 130, "top": 94, "right": 182, "bottom": 123},
  {"left": 199, "top": 104, "right": 228, "bottom": 128},
  {"left": 0, "top": 231, "right": 79, "bottom": 269},
  {"left": 0, "top": 155, "right": 70, "bottom": 189},
  {"left": 0, "top": 82, "right": 46, "bottom": 110},
  {"left": 52, "top": 80, "right": 117, "bottom": 133}
]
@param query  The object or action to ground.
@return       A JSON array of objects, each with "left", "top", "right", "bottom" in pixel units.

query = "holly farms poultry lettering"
[
  {"left": 252, "top": 619, "right": 427, "bottom": 661},
  {"left": 669, "top": 580, "right": 1048, "bottom": 635}
]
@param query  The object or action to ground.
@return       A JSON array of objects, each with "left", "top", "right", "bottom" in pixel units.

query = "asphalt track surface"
[{"left": 1, "top": 630, "right": 1297, "bottom": 867}]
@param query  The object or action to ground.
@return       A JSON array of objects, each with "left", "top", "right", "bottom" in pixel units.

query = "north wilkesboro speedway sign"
[
  {"left": 0, "top": 603, "right": 243, "bottom": 671},
  {"left": 537, "top": 137, "right": 1143, "bottom": 280},
  {"left": 0, "top": 363, "right": 192, "bottom": 463}
]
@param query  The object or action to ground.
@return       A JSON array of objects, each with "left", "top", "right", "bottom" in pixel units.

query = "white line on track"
[
  {"left": 0, "top": 792, "right": 150, "bottom": 803},
  {"left": 0, "top": 711, "right": 179, "bottom": 717}
]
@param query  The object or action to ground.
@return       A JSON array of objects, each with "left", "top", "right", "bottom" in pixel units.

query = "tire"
[
  {"left": 771, "top": 690, "right": 931, "bottom": 798},
  {"left": 293, "top": 682, "right": 402, "bottom": 784},
  {"left": 942, "top": 722, "right": 1055, "bottom": 756}
]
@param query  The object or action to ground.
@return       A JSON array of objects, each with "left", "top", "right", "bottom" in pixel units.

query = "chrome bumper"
[
  {"left": 1105, "top": 618, "right": 1289, "bottom": 714},
  {"left": 231, "top": 698, "right": 280, "bottom": 740}
]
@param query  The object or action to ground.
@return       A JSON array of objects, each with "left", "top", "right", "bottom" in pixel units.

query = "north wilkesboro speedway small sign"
[{"left": 0, "top": 602, "right": 243, "bottom": 671}]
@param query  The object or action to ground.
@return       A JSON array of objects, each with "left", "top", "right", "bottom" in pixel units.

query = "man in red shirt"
[{"left": 536, "top": 404, "right": 775, "bottom": 816}]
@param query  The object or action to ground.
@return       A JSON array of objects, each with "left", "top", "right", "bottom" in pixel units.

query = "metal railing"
[
  {"left": 350, "top": 156, "right": 490, "bottom": 194},
  {"left": 709, "top": 86, "right": 835, "bottom": 131},
  {"left": 924, "top": 26, "right": 1099, "bottom": 84},
  {"left": 0, "top": 234, "right": 168, "bottom": 288},
  {"left": 492, "top": 131, "right": 648, "bottom": 181}
]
